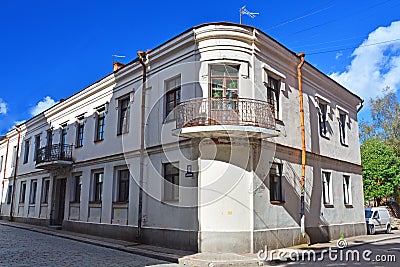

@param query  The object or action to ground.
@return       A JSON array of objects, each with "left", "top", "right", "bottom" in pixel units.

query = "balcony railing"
[
  {"left": 175, "top": 98, "right": 276, "bottom": 131},
  {"left": 36, "top": 144, "right": 73, "bottom": 165}
]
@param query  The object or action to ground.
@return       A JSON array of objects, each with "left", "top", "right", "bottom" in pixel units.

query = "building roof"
[{"left": 3, "top": 22, "right": 362, "bottom": 137}]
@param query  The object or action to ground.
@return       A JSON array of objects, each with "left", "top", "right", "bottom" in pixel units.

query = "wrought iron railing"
[
  {"left": 36, "top": 144, "right": 73, "bottom": 164},
  {"left": 175, "top": 98, "right": 276, "bottom": 130}
]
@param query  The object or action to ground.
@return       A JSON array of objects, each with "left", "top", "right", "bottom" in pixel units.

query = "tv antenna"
[
  {"left": 240, "top": 6, "right": 259, "bottom": 24},
  {"left": 112, "top": 54, "right": 126, "bottom": 63}
]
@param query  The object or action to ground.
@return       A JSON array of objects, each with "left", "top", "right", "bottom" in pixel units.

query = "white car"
[{"left": 365, "top": 207, "right": 392, "bottom": 235}]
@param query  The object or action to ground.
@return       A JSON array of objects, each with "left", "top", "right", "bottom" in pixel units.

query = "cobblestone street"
[{"left": 0, "top": 225, "right": 171, "bottom": 267}]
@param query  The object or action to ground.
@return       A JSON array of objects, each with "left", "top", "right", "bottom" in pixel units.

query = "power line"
[{"left": 307, "top": 38, "right": 400, "bottom": 55}]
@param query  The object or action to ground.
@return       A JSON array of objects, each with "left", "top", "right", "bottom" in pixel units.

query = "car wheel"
[
  {"left": 368, "top": 224, "right": 375, "bottom": 235},
  {"left": 386, "top": 224, "right": 391, "bottom": 234}
]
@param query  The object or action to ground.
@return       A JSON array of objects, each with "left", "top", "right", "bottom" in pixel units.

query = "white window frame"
[
  {"left": 322, "top": 171, "right": 333, "bottom": 205},
  {"left": 90, "top": 170, "right": 104, "bottom": 202},
  {"left": 263, "top": 65, "right": 285, "bottom": 121},
  {"left": 29, "top": 180, "right": 37, "bottom": 204},
  {"left": 343, "top": 175, "right": 352, "bottom": 206}
]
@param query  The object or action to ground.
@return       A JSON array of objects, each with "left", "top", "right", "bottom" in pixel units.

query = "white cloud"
[
  {"left": 30, "top": 96, "right": 57, "bottom": 116},
  {"left": 0, "top": 98, "right": 7, "bottom": 114},
  {"left": 329, "top": 21, "right": 400, "bottom": 101},
  {"left": 335, "top": 51, "right": 343, "bottom": 60}
]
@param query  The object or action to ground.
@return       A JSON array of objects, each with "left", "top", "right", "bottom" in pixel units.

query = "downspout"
[
  {"left": 137, "top": 50, "right": 149, "bottom": 240},
  {"left": 9, "top": 126, "right": 21, "bottom": 221},
  {"left": 357, "top": 99, "right": 364, "bottom": 113},
  {"left": 296, "top": 52, "right": 306, "bottom": 237},
  {"left": 0, "top": 137, "right": 10, "bottom": 215}
]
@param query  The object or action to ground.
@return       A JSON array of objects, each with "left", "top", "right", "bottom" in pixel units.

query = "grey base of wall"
[
  {"left": 307, "top": 222, "right": 367, "bottom": 244},
  {"left": 0, "top": 215, "right": 50, "bottom": 227},
  {"left": 63, "top": 220, "right": 198, "bottom": 252}
]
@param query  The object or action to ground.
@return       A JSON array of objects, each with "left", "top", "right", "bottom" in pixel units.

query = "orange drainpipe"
[{"left": 296, "top": 52, "right": 306, "bottom": 236}]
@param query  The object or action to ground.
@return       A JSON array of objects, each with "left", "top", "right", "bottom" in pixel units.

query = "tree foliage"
[
  {"left": 361, "top": 138, "right": 400, "bottom": 205},
  {"left": 360, "top": 88, "right": 400, "bottom": 155}
]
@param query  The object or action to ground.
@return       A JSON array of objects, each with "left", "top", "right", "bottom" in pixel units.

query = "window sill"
[
  {"left": 89, "top": 201, "right": 102, "bottom": 207},
  {"left": 112, "top": 202, "right": 129, "bottom": 207},
  {"left": 28, "top": 203, "right": 35, "bottom": 206},
  {"left": 275, "top": 119, "right": 284, "bottom": 126},
  {"left": 324, "top": 203, "right": 334, "bottom": 208},
  {"left": 94, "top": 139, "right": 104, "bottom": 144},
  {"left": 18, "top": 203, "right": 25, "bottom": 206},
  {"left": 161, "top": 200, "right": 179, "bottom": 204},
  {"left": 40, "top": 203, "right": 48, "bottom": 206},
  {"left": 340, "top": 143, "right": 349, "bottom": 147},
  {"left": 75, "top": 145, "right": 83, "bottom": 149},
  {"left": 270, "top": 200, "right": 285, "bottom": 205},
  {"left": 117, "top": 132, "right": 129, "bottom": 136},
  {"left": 345, "top": 204, "right": 353, "bottom": 208},
  {"left": 69, "top": 201, "right": 80, "bottom": 205}
]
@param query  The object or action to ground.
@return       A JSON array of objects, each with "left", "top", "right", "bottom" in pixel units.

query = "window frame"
[
  {"left": 41, "top": 179, "right": 50, "bottom": 204},
  {"left": 318, "top": 102, "right": 329, "bottom": 138},
  {"left": 71, "top": 175, "right": 82, "bottom": 203},
  {"left": 339, "top": 112, "right": 348, "bottom": 146},
  {"left": 75, "top": 118, "right": 85, "bottom": 148},
  {"left": 91, "top": 171, "right": 104, "bottom": 203},
  {"left": 117, "top": 96, "right": 130, "bottom": 135},
  {"left": 322, "top": 171, "right": 333, "bottom": 206},
  {"left": 164, "top": 75, "right": 181, "bottom": 121},
  {"left": 34, "top": 134, "right": 41, "bottom": 161},
  {"left": 266, "top": 76, "right": 280, "bottom": 120},
  {"left": 269, "top": 163, "right": 285, "bottom": 204},
  {"left": 19, "top": 181, "right": 27, "bottom": 204},
  {"left": 115, "top": 169, "right": 130, "bottom": 203},
  {"left": 343, "top": 175, "right": 352, "bottom": 206},
  {"left": 6, "top": 185, "right": 13, "bottom": 204},
  {"left": 29, "top": 180, "right": 37, "bottom": 204},
  {"left": 163, "top": 162, "right": 180, "bottom": 202},
  {"left": 23, "top": 139, "right": 30, "bottom": 164},
  {"left": 95, "top": 108, "right": 106, "bottom": 142}
]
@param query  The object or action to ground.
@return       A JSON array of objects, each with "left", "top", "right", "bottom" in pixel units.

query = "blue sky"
[{"left": 1, "top": 0, "right": 399, "bottom": 135}]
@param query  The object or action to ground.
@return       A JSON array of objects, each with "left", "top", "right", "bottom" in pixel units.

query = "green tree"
[
  {"left": 361, "top": 138, "right": 400, "bottom": 206},
  {"left": 361, "top": 88, "right": 400, "bottom": 155}
]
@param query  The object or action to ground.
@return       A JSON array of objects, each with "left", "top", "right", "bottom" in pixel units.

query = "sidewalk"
[
  {"left": 0, "top": 220, "right": 191, "bottom": 263},
  {"left": 1, "top": 220, "right": 399, "bottom": 267}
]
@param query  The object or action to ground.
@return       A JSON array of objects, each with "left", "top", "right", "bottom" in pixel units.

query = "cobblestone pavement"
[{"left": 0, "top": 224, "right": 171, "bottom": 267}]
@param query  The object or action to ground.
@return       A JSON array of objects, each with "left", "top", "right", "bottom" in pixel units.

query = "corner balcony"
[
  {"left": 35, "top": 144, "right": 73, "bottom": 170},
  {"left": 173, "top": 98, "right": 279, "bottom": 139}
]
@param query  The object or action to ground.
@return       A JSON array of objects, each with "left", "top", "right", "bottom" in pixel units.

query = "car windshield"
[{"left": 365, "top": 210, "right": 373, "bottom": 218}]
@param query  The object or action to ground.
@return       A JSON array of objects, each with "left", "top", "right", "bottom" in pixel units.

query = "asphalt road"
[
  {"left": 270, "top": 236, "right": 400, "bottom": 267},
  {"left": 0, "top": 224, "right": 174, "bottom": 267}
]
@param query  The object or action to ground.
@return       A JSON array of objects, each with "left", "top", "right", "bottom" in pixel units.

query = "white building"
[{"left": 0, "top": 22, "right": 365, "bottom": 253}]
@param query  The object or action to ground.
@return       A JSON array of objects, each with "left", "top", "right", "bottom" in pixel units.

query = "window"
[
  {"left": 0, "top": 155, "right": 3, "bottom": 172},
  {"left": 165, "top": 76, "right": 181, "bottom": 120},
  {"left": 72, "top": 175, "right": 82, "bottom": 202},
  {"left": 19, "top": 182, "right": 26, "bottom": 203},
  {"left": 23, "top": 139, "right": 30, "bottom": 164},
  {"left": 29, "top": 180, "right": 37, "bottom": 204},
  {"left": 46, "top": 129, "right": 53, "bottom": 147},
  {"left": 319, "top": 102, "right": 329, "bottom": 138},
  {"left": 339, "top": 113, "right": 347, "bottom": 145},
  {"left": 41, "top": 179, "right": 50, "bottom": 204},
  {"left": 210, "top": 64, "right": 239, "bottom": 109},
  {"left": 92, "top": 172, "right": 104, "bottom": 202},
  {"left": 95, "top": 109, "right": 106, "bottom": 141},
  {"left": 60, "top": 125, "right": 67, "bottom": 146},
  {"left": 163, "top": 163, "right": 179, "bottom": 201},
  {"left": 270, "top": 163, "right": 284, "bottom": 203},
  {"left": 6, "top": 185, "right": 13, "bottom": 204},
  {"left": 118, "top": 97, "right": 130, "bottom": 135},
  {"left": 76, "top": 119, "right": 84, "bottom": 148},
  {"left": 11, "top": 145, "right": 17, "bottom": 167},
  {"left": 343, "top": 175, "right": 351, "bottom": 205},
  {"left": 322, "top": 171, "right": 332, "bottom": 205},
  {"left": 267, "top": 76, "right": 280, "bottom": 119},
  {"left": 116, "top": 169, "right": 130, "bottom": 202},
  {"left": 34, "top": 135, "right": 41, "bottom": 161}
]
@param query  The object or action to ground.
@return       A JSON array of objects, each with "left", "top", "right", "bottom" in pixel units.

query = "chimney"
[{"left": 113, "top": 62, "right": 125, "bottom": 71}]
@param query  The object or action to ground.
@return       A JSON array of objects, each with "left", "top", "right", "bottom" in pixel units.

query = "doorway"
[{"left": 52, "top": 178, "right": 66, "bottom": 225}]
